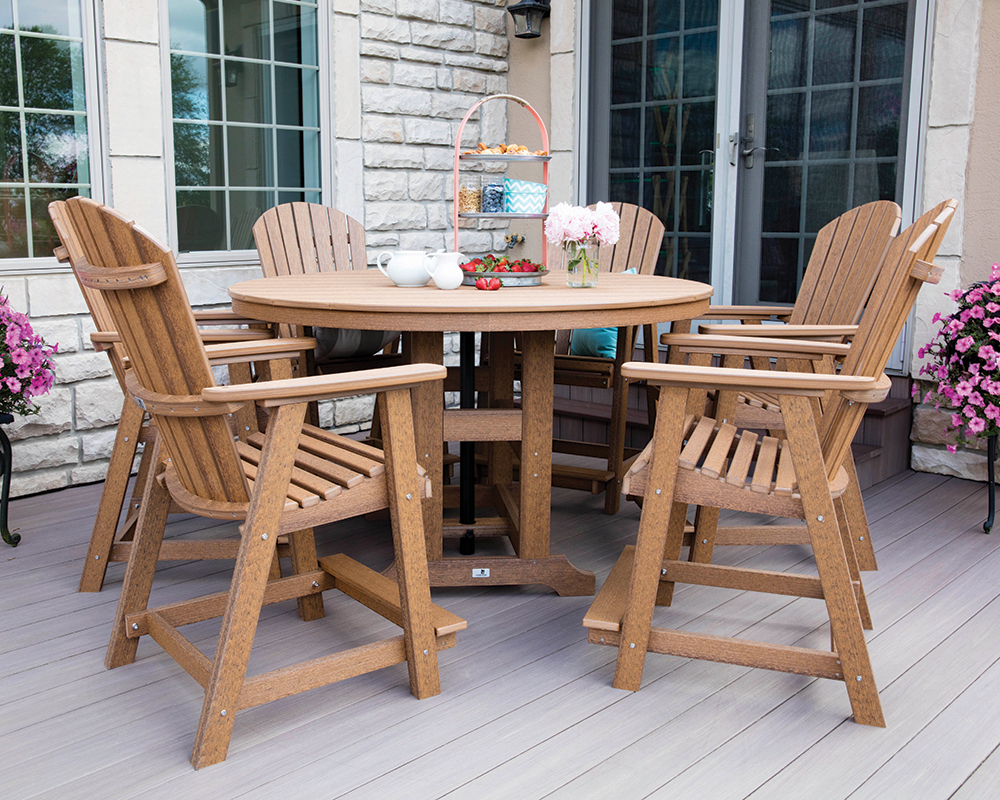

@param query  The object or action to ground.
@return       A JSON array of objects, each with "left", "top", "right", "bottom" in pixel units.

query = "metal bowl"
[{"left": 462, "top": 269, "right": 547, "bottom": 287}]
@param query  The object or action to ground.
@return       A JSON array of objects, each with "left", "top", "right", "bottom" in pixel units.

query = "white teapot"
[
  {"left": 376, "top": 250, "right": 432, "bottom": 287},
  {"left": 423, "top": 250, "right": 468, "bottom": 291}
]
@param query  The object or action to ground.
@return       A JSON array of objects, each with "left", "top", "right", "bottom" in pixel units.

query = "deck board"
[{"left": 0, "top": 470, "right": 996, "bottom": 799}]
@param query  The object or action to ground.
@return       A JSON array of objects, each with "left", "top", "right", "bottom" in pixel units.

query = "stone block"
[
  {"left": 444, "top": 53, "right": 507, "bottom": 73},
  {"left": 80, "top": 317, "right": 97, "bottom": 350},
  {"left": 475, "top": 6, "right": 507, "bottom": 34},
  {"left": 3, "top": 279, "right": 27, "bottom": 316},
  {"left": 362, "top": 85, "right": 433, "bottom": 116},
  {"left": 181, "top": 265, "right": 263, "bottom": 306},
  {"left": 365, "top": 203, "right": 428, "bottom": 231},
  {"left": 31, "top": 319, "right": 79, "bottom": 354},
  {"left": 550, "top": 52, "right": 576, "bottom": 151},
  {"left": 424, "top": 147, "right": 456, "bottom": 171},
  {"left": 333, "top": 423, "right": 363, "bottom": 435},
  {"left": 550, "top": 0, "right": 577, "bottom": 54},
  {"left": 363, "top": 115, "right": 405, "bottom": 142},
  {"left": 427, "top": 205, "right": 449, "bottom": 230},
  {"left": 11, "top": 468, "right": 68, "bottom": 499},
  {"left": 433, "top": 93, "right": 479, "bottom": 119},
  {"left": 442, "top": 1, "right": 475, "bottom": 26},
  {"left": 27, "top": 275, "right": 89, "bottom": 317},
  {"left": 404, "top": 117, "right": 452, "bottom": 145},
  {"left": 922, "top": 128, "right": 969, "bottom": 256},
  {"left": 412, "top": 22, "right": 475, "bottom": 52},
  {"left": 476, "top": 32, "right": 508, "bottom": 58},
  {"left": 7, "top": 386, "right": 72, "bottom": 440},
  {"left": 335, "top": 139, "right": 366, "bottom": 220},
  {"left": 366, "top": 235, "right": 400, "bottom": 255},
  {"left": 361, "top": 13, "right": 411, "bottom": 44},
  {"left": 12, "top": 434, "right": 79, "bottom": 472},
  {"left": 334, "top": 0, "right": 360, "bottom": 13},
  {"left": 103, "top": 0, "right": 158, "bottom": 43},
  {"left": 108, "top": 156, "right": 170, "bottom": 241},
  {"left": 365, "top": 170, "right": 409, "bottom": 201},
  {"left": 437, "top": 68, "right": 453, "bottom": 89},
  {"left": 360, "top": 58, "right": 392, "bottom": 84},
  {"left": 105, "top": 40, "right": 163, "bottom": 157},
  {"left": 928, "top": 0, "right": 983, "bottom": 127},
  {"left": 360, "top": 41, "right": 400, "bottom": 59},
  {"left": 394, "top": 62, "right": 438, "bottom": 89},
  {"left": 398, "top": 231, "right": 445, "bottom": 250},
  {"left": 72, "top": 462, "right": 112, "bottom": 485},
  {"left": 409, "top": 172, "right": 445, "bottom": 200},
  {"left": 364, "top": 143, "right": 425, "bottom": 170},
  {"left": 53, "top": 352, "right": 114, "bottom": 384},
  {"left": 452, "top": 68, "right": 488, "bottom": 94},
  {"left": 397, "top": 0, "right": 439, "bottom": 21},
  {"left": 360, "top": 0, "right": 393, "bottom": 12},
  {"left": 912, "top": 443, "right": 989, "bottom": 482},
  {"left": 399, "top": 46, "right": 445, "bottom": 65},
  {"left": 81, "top": 429, "right": 120, "bottom": 462},
  {"left": 479, "top": 97, "right": 507, "bottom": 144},
  {"left": 333, "top": 394, "right": 376, "bottom": 426},
  {"left": 485, "top": 73, "right": 507, "bottom": 94},
  {"left": 457, "top": 231, "right": 494, "bottom": 252},
  {"left": 911, "top": 404, "right": 966, "bottom": 448},
  {"left": 75, "top": 378, "right": 123, "bottom": 430}
]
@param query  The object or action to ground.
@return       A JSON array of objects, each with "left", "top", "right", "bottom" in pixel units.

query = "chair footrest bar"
[
  {"left": 320, "top": 553, "right": 467, "bottom": 636},
  {"left": 582, "top": 545, "right": 634, "bottom": 632},
  {"left": 145, "top": 612, "right": 212, "bottom": 688},
  {"left": 660, "top": 559, "right": 853, "bottom": 599},
  {"left": 126, "top": 570, "right": 333, "bottom": 636},
  {"left": 595, "top": 627, "right": 844, "bottom": 680}
]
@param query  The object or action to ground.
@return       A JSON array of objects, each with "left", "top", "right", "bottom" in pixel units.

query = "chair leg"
[
  {"left": 842, "top": 454, "right": 877, "bottom": 570},
  {"left": 380, "top": 388, "right": 441, "bottom": 699},
  {"left": 835, "top": 496, "right": 873, "bottom": 630},
  {"left": 287, "top": 528, "right": 324, "bottom": 621},
  {"left": 191, "top": 402, "right": 307, "bottom": 770},
  {"left": 687, "top": 505, "right": 720, "bottom": 564},
  {"left": 614, "top": 387, "right": 689, "bottom": 691},
  {"left": 80, "top": 397, "right": 144, "bottom": 592},
  {"left": 784, "top": 397, "right": 884, "bottom": 726},
  {"left": 106, "top": 438, "right": 171, "bottom": 668},
  {"left": 604, "top": 366, "right": 629, "bottom": 515}
]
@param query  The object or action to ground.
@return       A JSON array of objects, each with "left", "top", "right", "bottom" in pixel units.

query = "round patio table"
[{"left": 230, "top": 269, "right": 713, "bottom": 595}]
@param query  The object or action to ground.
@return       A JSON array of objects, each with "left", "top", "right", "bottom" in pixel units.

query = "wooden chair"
[
  {"left": 62, "top": 196, "right": 465, "bottom": 769},
  {"left": 536, "top": 202, "right": 665, "bottom": 514},
  {"left": 584, "top": 210, "right": 950, "bottom": 725},
  {"left": 48, "top": 200, "right": 295, "bottom": 592},
  {"left": 663, "top": 200, "right": 955, "bottom": 571}
]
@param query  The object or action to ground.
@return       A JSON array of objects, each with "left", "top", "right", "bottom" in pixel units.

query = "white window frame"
[
  {"left": 159, "top": 0, "right": 334, "bottom": 268},
  {"left": 0, "top": 0, "right": 107, "bottom": 275}
]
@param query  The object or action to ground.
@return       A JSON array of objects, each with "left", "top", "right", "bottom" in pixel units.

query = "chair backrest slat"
[
  {"left": 818, "top": 199, "right": 957, "bottom": 477},
  {"left": 60, "top": 197, "right": 250, "bottom": 505},
  {"left": 790, "top": 200, "right": 902, "bottom": 327}
]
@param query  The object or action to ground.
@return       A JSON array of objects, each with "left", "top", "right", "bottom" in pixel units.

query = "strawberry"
[
  {"left": 494, "top": 264, "right": 509, "bottom": 272},
  {"left": 475, "top": 277, "right": 489, "bottom": 290},
  {"left": 460, "top": 262, "right": 477, "bottom": 272},
  {"left": 511, "top": 264, "right": 523, "bottom": 272},
  {"left": 487, "top": 277, "right": 502, "bottom": 290}
]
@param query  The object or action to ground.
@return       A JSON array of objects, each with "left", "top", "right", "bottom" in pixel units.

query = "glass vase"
[{"left": 563, "top": 236, "right": 599, "bottom": 287}]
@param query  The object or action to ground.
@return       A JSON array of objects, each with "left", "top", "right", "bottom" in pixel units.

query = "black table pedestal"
[{"left": 0, "top": 412, "right": 17, "bottom": 546}]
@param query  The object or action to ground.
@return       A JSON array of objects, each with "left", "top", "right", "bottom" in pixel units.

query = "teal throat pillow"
[{"left": 569, "top": 268, "right": 636, "bottom": 358}]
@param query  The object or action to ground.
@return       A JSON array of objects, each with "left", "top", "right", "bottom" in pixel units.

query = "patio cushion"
[{"left": 313, "top": 327, "right": 399, "bottom": 364}]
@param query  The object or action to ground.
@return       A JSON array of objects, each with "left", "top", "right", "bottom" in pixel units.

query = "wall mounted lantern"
[{"left": 507, "top": 0, "right": 550, "bottom": 39}]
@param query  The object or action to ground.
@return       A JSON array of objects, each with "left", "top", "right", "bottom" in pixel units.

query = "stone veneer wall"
[
  {"left": 5, "top": 0, "right": 519, "bottom": 499},
  {"left": 910, "top": 0, "right": 994, "bottom": 482}
]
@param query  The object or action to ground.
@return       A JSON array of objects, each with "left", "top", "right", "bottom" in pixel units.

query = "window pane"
[
  {"left": 610, "top": 107, "right": 640, "bottom": 168},
  {"left": 647, "top": 37, "right": 679, "bottom": 101},
  {"left": 644, "top": 172, "right": 676, "bottom": 230},
  {"left": 762, "top": 166, "right": 802, "bottom": 232},
  {"left": 226, "top": 59, "right": 271, "bottom": 124},
  {"left": 230, "top": 189, "right": 269, "bottom": 248},
  {"left": 1, "top": 110, "right": 22, "bottom": 181},
  {"left": 809, "top": 88, "right": 852, "bottom": 157},
  {"left": 645, "top": 105, "right": 676, "bottom": 167},
  {"left": 648, "top": 0, "right": 679, "bottom": 35},
  {"left": 277, "top": 128, "right": 319, "bottom": 188},
  {"left": 612, "top": 41, "right": 642, "bottom": 104},
  {"left": 759, "top": 237, "right": 799, "bottom": 303},
  {"left": 679, "top": 101, "right": 714, "bottom": 165},
  {"left": 805, "top": 162, "right": 849, "bottom": 232},
  {"left": 766, "top": 91, "right": 805, "bottom": 160},
  {"left": 274, "top": 2, "right": 316, "bottom": 66},
  {"left": 275, "top": 66, "right": 318, "bottom": 127},
  {"left": 769, "top": 17, "right": 807, "bottom": 89},
  {"left": 857, "top": 83, "right": 901, "bottom": 158},
  {"left": 227, "top": 125, "right": 272, "bottom": 187},
  {"left": 223, "top": 0, "right": 270, "bottom": 61},
  {"left": 18, "top": 0, "right": 81, "bottom": 37},
  {"left": 861, "top": 3, "right": 907, "bottom": 81},
  {"left": 174, "top": 122, "right": 224, "bottom": 186},
  {"left": 614, "top": 0, "right": 641, "bottom": 39},
  {"left": 0, "top": 34, "right": 15, "bottom": 105},
  {"left": 176, "top": 190, "right": 226, "bottom": 251},
  {"left": 21, "top": 38, "right": 85, "bottom": 111},
  {"left": 0, "top": 187, "right": 27, "bottom": 257},
  {"left": 609, "top": 173, "right": 640, "bottom": 205},
  {"left": 676, "top": 236, "right": 710, "bottom": 283},
  {"left": 0, "top": 2, "right": 11, "bottom": 29},
  {"left": 813, "top": 12, "right": 856, "bottom": 86},
  {"left": 25, "top": 112, "right": 88, "bottom": 183},
  {"left": 772, "top": 0, "right": 809, "bottom": 16},
  {"left": 170, "top": 0, "right": 220, "bottom": 55},
  {"left": 171, "top": 55, "right": 223, "bottom": 121},
  {"left": 30, "top": 186, "right": 82, "bottom": 257},
  {"left": 683, "top": 31, "right": 716, "bottom": 99}
]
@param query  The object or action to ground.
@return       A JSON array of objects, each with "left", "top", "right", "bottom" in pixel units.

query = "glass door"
[
  {"left": 587, "top": 0, "right": 720, "bottom": 285},
  {"left": 734, "top": 0, "right": 914, "bottom": 304}
]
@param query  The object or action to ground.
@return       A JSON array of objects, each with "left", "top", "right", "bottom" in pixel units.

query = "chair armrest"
[
  {"left": 90, "top": 331, "right": 121, "bottom": 351},
  {"left": 660, "top": 333, "right": 851, "bottom": 360},
  {"left": 620, "top": 361, "right": 882, "bottom": 398},
  {"left": 203, "top": 337, "right": 317, "bottom": 366},
  {"left": 696, "top": 323, "right": 857, "bottom": 341},
  {"left": 202, "top": 363, "right": 448, "bottom": 406},
  {"left": 699, "top": 304, "right": 793, "bottom": 322},
  {"left": 193, "top": 309, "right": 267, "bottom": 326}
]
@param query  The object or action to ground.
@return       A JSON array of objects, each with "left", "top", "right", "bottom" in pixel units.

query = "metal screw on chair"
[
  {"left": 220, "top": 710, "right": 227, "bottom": 716},
  {"left": 131, "top": 623, "right": 138, "bottom": 630},
  {"left": 406, "top": 493, "right": 412, "bottom": 500},
  {"left": 661, "top": 569, "right": 667, "bottom": 575},
  {"left": 312, "top": 581, "right": 319, "bottom": 588},
  {"left": 817, "top": 516, "right": 824, "bottom": 522},
  {"left": 856, "top": 676, "right": 863, "bottom": 681},
  {"left": 423, "top": 649, "right": 429, "bottom": 656},
  {"left": 95, "top": 555, "right": 99, "bottom": 560},
  {"left": 655, "top": 489, "right": 662, "bottom": 495},
  {"left": 261, "top": 533, "right": 268, "bottom": 540},
  {"left": 629, "top": 643, "right": 635, "bottom": 649},
  {"left": 859, "top": 536, "right": 865, "bottom": 541}
]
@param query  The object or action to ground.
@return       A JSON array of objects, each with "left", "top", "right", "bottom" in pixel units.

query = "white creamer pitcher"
[
  {"left": 376, "top": 251, "right": 432, "bottom": 287},
  {"left": 423, "top": 250, "right": 467, "bottom": 290}
]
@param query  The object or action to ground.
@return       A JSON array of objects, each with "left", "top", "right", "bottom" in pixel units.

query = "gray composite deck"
[{"left": 2, "top": 469, "right": 1000, "bottom": 799}]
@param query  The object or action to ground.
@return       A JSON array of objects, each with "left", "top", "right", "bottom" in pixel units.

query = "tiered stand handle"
[{"left": 452, "top": 94, "right": 550, "bottom": 267}]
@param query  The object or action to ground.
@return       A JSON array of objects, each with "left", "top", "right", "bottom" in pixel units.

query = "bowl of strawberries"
[{"left": 459, "top": 254, "right": 547, "bottom": 287}]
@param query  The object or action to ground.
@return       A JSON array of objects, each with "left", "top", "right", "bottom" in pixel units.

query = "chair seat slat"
[
  {"left": 701, "top": 422, "right": 737, "bottom": 480},
  {"left": 750, "top": 436, "right": 779, "bottom": 494}
]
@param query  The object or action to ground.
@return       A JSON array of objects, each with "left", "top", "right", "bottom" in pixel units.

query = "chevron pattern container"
[{"left": 503, "top": 178, "right": 547, "bottom": 214}]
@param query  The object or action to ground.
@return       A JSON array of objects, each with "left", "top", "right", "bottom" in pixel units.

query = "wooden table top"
[{"left": 229, "top": 270, "right": 713, "bottom": 332}]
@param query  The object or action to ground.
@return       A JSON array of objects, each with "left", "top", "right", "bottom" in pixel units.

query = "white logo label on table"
[{"left": 472, "top": 568, "right": 490, "bottom": 578}]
